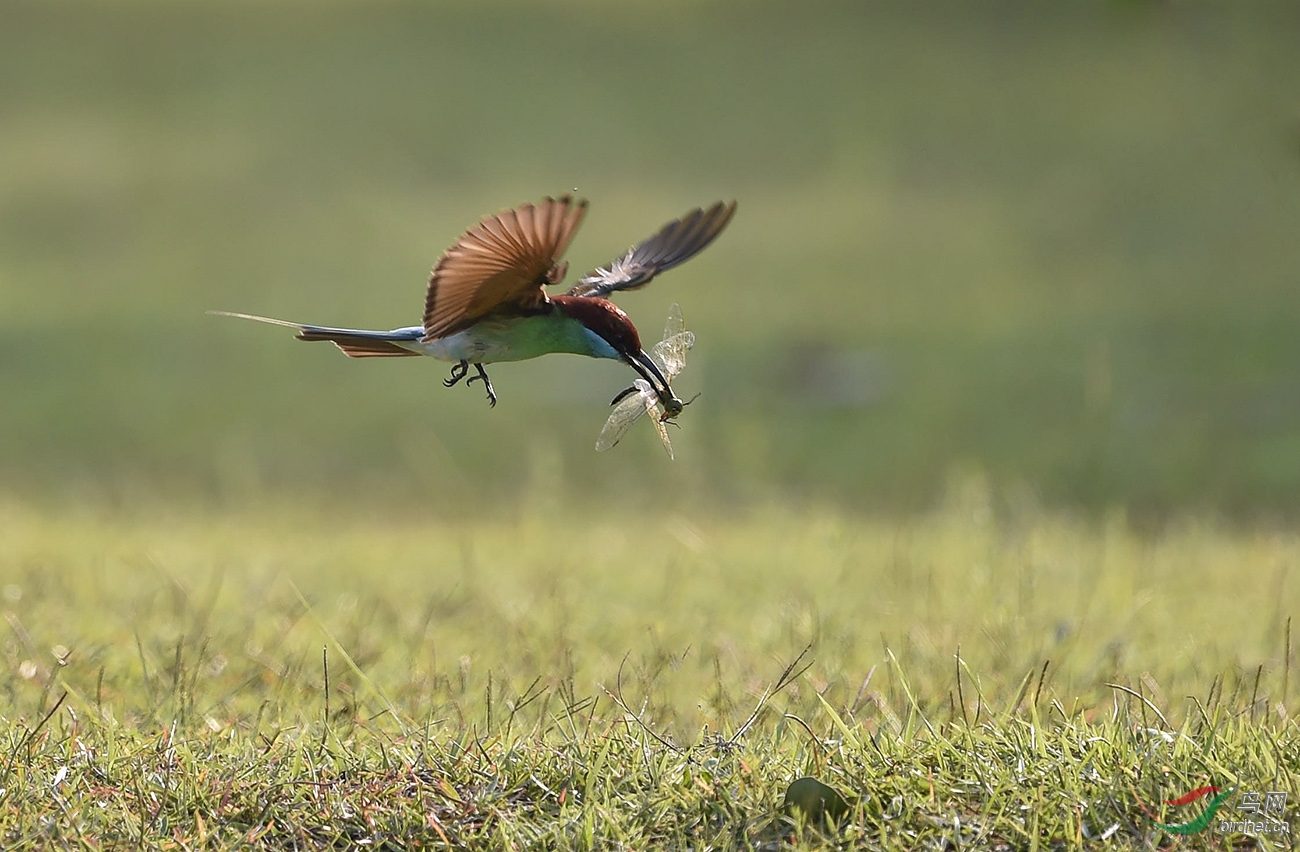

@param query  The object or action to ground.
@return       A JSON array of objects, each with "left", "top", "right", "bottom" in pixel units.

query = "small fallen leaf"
[{"left": 783, "top": 776, "right": 850, "bottom": 823}]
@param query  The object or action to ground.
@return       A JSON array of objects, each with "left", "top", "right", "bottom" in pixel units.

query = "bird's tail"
[
  {"left": 208, "top": 311, "right": 421, "bottom": 358},
  {"left": 292, "top": 326, "right": 421, "bottom": 358}
]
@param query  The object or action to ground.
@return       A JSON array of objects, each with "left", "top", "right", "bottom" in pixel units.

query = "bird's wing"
[
  {"left": 422, "top": 195, "right": 588, "bottom": 341},
  {"left": 567, "top": 201, "right": 736, "bottom": 299}
]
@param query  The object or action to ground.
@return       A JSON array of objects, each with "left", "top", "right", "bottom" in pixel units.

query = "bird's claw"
[
  {"left": 466, "top": 363, "right": 497, "bottom": 407},
  {"left": 443, "top": 360, "right": 470, "bottom": 388},
  {"left": 442, "top": 360, "right": 495, "bottom": 406}
]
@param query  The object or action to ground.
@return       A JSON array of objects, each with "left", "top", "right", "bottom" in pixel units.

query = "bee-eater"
[{"left": 213, "top": 195, "right": 736, "bottom": 412}]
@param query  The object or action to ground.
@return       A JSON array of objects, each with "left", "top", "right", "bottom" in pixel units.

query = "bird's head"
[{"left": 553, "top": 296, "right": 685, "bottom": 413}]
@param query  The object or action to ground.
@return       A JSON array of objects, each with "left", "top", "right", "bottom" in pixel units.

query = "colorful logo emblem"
[{"left": 1147, "top": 786, "right": 1233, "bottom": 835}]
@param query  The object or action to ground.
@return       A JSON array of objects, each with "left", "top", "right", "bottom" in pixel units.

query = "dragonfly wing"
[
  {"left": 595, "top": 380, "right": 653, "bottom": 451},
  {"left": 648, "top": 397, "right": 674, "bottom": 460},
  {"left": 662, "top": 303, "right": 684, "bottom": 341},
  {"left": 649, "top": 304, "right": 689, "bottom": 376},
  {"left": 651, "top": 331, "right": 694, "bottom": 380}
]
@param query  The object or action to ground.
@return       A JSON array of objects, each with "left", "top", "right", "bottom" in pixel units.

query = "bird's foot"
[
  {"left": 465, "top": 363, "right": 497, "bottom": 407},
  {"left": 443, "top": 360, "right": 470, "bottom": 388}
]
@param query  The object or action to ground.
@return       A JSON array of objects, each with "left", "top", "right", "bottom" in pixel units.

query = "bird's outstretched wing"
[
  {"left": 567, "top": 201, "right": 736, "bottom": 299},
  {"left": 423, "top": 195, "right": 588, "bottom": 341}
]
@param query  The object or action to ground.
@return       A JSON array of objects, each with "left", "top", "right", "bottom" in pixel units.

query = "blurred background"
[{"left": 3, "top": 0, "right": 1299, "bottom": 519}]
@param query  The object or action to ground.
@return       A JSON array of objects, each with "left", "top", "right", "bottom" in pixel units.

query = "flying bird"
[{"left": 212, "top": 195, "right": 736, "bottom": 412}]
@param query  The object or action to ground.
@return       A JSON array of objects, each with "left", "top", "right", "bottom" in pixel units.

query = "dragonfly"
[{"left": 596, "top": 303, "right": 696, "bottom": 459}]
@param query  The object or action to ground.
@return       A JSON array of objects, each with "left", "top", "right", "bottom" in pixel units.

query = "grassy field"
[
  {"left": 2, "top": 495, "right": 1297, "bottom": 848},
  {"left": 3, "top": 1, "right": 1300, "bottom": 848}
]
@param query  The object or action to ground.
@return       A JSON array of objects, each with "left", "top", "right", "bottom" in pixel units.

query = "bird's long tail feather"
[{"left": 208, "top": 310, "right": 421, "bottom": 358}]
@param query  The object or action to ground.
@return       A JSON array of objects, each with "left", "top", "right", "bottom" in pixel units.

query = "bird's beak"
[{"left": 625, "top": 350, "right": 685, "bottom": 417}]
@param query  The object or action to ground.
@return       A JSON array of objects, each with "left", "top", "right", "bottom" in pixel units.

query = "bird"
[{"left": 212, "top": 195, "right": 736, "bottom": 413}]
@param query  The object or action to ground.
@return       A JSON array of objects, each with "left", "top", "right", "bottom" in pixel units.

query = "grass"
[
  {"left": 2, "top": 494, "right": 1296, "bottom": 848},
  {"left": 3, "top": 1, "right": 1300, "bottom": 847}
]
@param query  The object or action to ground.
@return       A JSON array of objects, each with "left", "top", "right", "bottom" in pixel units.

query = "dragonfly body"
[
  {"left": 596, "top": 304, "right": 696, "bottom": 458},
  {"left": 214, "top": 196, "right": 736, "bottom": 409}
]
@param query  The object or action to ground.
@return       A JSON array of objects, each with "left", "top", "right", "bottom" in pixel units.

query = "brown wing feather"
[{"left": 422, "top": 195, "right": 588, "bottom": 341}]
